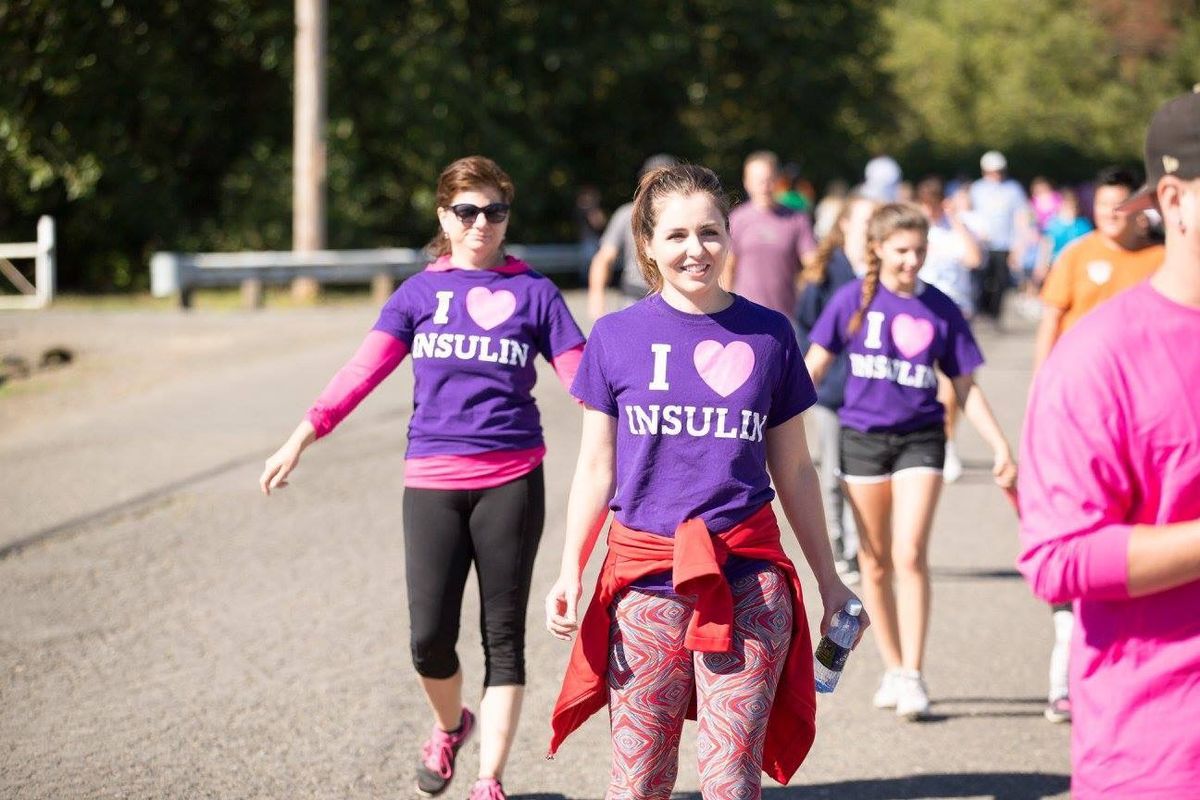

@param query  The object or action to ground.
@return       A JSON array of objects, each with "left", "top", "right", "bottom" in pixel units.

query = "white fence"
[
  {"left": 150, "top": 244, "right": 586, "bottom": 308},
  {"left": 0, "top": 216, "right": 56, "bottom": 310}
]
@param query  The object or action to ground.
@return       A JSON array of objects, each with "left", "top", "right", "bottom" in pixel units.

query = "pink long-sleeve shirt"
[
  {"left": 1018, "top": 281, "right": 1200, "bottom": 799},
  {"left": 306, "top": 330, "right": 582, "bottom": 489},
  {"left": 305, "top": 255, "right": 586, "bottom": 491}
]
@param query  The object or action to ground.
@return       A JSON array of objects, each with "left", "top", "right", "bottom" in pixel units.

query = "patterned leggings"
[{"left": 606, "top": 568, "right": 792, "bottom": 800}]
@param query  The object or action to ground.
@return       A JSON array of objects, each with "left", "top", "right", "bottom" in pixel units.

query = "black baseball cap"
[{"left": 1120, "top": 86, "right": 1200, "bottom": 212}]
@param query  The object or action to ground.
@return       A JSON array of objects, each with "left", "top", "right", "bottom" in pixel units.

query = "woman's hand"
[
  {"left": 992, "top": 448, "right": 1018, "bottom": 490},
  {"left": 545, "top": 572, "right": 583, "bottom": 641},
  {"left": 259, "top": 421, "right": 316, "bottom": 496},
  {"left": 818, "top": 577, "right": 870, "bottom": 647}
]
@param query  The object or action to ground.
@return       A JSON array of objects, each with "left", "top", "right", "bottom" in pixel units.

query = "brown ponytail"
[
  {"left": 847, "top": 202, "right": 928, "bottom": 335},
  {"left": 630, "top": 164, "right": 731, "bottom": 293}
]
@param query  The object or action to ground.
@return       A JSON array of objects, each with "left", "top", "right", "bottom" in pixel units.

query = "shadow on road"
[
  {"left": 911, "top": 694, "right": 1048, "bottom": 722},
  {"left": 931, "top": 566, "right": 1024, "bottom": 582},
  {"left": 0, "top": 453, "right": 262, "bottom": 560},
  {"left": 680, "top": 770, "right": 1068, "bottom": 799}
]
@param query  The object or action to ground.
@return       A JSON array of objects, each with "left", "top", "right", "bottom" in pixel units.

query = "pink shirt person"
[
  {"left": 729, "top": 202, "right": 816, "bottom": 317},
  {"left": 1018, "top": 281, "right": 1200, "bottom": 798}
]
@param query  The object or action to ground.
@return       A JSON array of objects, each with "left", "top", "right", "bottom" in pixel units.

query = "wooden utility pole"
[{"left": 290, "top": 0, "right": 327, "bottom": 303}]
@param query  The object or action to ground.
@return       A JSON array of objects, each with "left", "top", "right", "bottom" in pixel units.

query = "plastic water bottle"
[{"left": 814, "top": 599, "right": 863, "bottom": 693}]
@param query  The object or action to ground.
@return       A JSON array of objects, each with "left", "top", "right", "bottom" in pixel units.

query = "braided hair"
[{"left": 847, "top": 202, "right": 929, "bottom": 335}]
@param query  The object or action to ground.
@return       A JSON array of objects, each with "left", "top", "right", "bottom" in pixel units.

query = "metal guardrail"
[
  {"left": 0, "top": 216, "right": 56, "bottom": 310},
  {"left": 150, "top": 244, "right": 587, "bottom": 308}
]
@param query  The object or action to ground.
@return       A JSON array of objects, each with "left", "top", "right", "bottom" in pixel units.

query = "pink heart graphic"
[
  {"left": 891, "top": 313, "right": 934, "bottom": 358},
  {"left": 465, "top": 287, "right": 517, "bottom": 331},
  {"left": 693, "top": 340, "right": 755, "bottom": 398}
]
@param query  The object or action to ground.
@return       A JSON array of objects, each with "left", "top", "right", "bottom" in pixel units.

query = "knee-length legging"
[
  {"left": 401, "top": 465, "right": 544, "bottom": 686},
  {"left": 606, "top": 567, "right": 792, "bottom": 800}
]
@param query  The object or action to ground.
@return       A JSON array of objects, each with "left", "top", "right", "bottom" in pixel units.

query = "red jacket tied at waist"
[{"left": 548, "top": 504, "right": 817, "bottom": 785}]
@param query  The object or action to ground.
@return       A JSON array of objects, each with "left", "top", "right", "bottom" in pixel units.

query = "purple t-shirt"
[
  {"left": 729, "top": 202, "right": 817, "bottom": 317},
  {"left": 572, "top": 293, "right": 816, "bottom": 539},
  {"left": 373, "top": 259, "right": 585, "bottom": 458},
  {"left": 808, "top": 279, "right": 983, "bottom": 434}
]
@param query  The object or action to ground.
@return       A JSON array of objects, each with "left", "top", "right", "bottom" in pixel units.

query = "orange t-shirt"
[{"left": 1041, "top": 232, "right": 1163, "bottom": 333}]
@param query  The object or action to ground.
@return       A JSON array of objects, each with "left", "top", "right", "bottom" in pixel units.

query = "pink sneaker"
[
  {"left": 468, "top": 778, "right": 507, "bottom": 800},
  {"left": 415, "top": 707, "right": 475, "bottom": 796}
]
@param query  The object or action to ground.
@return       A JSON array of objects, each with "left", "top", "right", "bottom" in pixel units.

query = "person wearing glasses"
[{"left": 259, "top": 156, "right": 586, "bottom": 800}]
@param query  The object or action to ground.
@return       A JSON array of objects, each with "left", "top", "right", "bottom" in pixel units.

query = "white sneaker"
[
  {"left": 943, "top": 442, "right": 963, "bottom": 484},
  {"left": 872, "top": 669, "right": 904, "bottom": 709},
  {"left": 895, "top": 671, "right": 931, "bottom": 720}
]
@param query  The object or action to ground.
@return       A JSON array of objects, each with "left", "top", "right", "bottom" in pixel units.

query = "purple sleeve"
[
  {"left": 536, "top": 283, "right": 587, "bottom": 361},
  {"left": 306, "top": 330, "right": 409, "bottom": 438},
  {"left": 569, "top": 321, "right": 617, "bottom": 416},
  {"left": 767, "top": 327, "right": 818, "bottom": 427},
  {"left": 936, "top": 299, "right": 984, "bottom": 377},
  {"left": 1017, "top": 347, "right": 1133, "bottom": 603},
  {"left": 808, "top": 285, "right": 851, "bottom": 355},
  {"left": 371, "top": 281, "right": 417, "bottom": 346}
]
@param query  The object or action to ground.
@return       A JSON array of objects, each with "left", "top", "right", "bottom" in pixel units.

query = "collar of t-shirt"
[{"left": 425, "top": 254, "right": 530, "bottom": 274}]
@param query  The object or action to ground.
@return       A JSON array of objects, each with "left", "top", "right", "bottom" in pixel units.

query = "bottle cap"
[{"left": 845, "top": 599, "right": 863, "bottom": 616}]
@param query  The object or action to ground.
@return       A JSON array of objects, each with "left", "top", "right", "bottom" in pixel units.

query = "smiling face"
[
  {"left": 436, "top": 186, "right": 508, "bottom": 265},
  {"left": 873, "top": 228, "right": 928, "bottom": 294},
  {"left": 644, "top": 191, "right": 730, "bottom": 305}
]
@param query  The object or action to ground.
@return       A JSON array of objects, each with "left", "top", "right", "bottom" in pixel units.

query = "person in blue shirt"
[{"left": 970, "top": 151, "right": 1030, "bottom": 324}]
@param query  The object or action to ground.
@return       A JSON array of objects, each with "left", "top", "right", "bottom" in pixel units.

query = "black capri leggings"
[{"left": 401, "top": 465, "right": 545, "bottom": 687}]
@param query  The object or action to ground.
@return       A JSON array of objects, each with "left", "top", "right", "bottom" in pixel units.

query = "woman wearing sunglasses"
[{"left": 260, "top": 156, "right": 586, "bottom": 800}]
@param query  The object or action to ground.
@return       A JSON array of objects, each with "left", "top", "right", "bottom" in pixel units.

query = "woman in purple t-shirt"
[
  {"left": 258, "top": 157, "right": 585, "bottom": 800},
  {"left": 544, "top": 164, "right": 862, "bottom": 797},
  {"left": 805, "top": 202, "right": 1017, "bottom": 721}
]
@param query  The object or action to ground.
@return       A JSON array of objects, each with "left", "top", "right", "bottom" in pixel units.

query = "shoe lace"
[
  {"left": 470, "top": 779, "right": 506, "bottom": 800},
  {"left": 420, "top": 729, "right": 455, "bottom": 779}
]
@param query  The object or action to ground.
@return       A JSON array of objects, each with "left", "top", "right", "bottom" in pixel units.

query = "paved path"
[{"left": 0, "top": 293, "right": 1069, "bottom": 799}]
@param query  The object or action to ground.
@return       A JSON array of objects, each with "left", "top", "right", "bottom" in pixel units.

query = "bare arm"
[
  {"left": 260, "top": 331, "right": 409, "bottom": 494},
  {"left": 804, "top": 343, "right": 835, "bottom": 388},
  {"left": 1128, "top": 519, "right": 1200, "bottom": 597},
  {"left": 1032, "top": 306, "right": 1063, "bottom": 372},
  {"left": 951, "top": 373, "right": 1016, "bottom": 488},
  {"left": 259, "top": 419, "right": 317, "bottom": 495},
  {"left": 587, "top": 244, "right": 619, "bottom": 320},
  {"left": 545, "top": 408, "right": 617, "bottom": 639},
  {"left": 766, "top": 414, "right": 866, "bottom": 640},
  {"left": 949, "top": 213, "right": 983, "bottom": 269},
  {"left": 1034, "top": 237, "right": 1052, "bottom": 283}
]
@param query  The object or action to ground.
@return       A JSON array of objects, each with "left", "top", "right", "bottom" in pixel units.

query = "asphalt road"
[{"left": 0, "top": 292, "right": 1070, "bottom": 799}]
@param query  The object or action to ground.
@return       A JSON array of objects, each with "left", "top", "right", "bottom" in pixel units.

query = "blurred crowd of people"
[
  {"left": 582, "top": 149, "right": 1165, "bottom": 333},
  {"left": 579, "top": 143, "right": 1170, "bottom": 732}
]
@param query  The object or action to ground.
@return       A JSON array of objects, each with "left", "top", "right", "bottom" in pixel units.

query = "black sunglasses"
[{"left": 448, "top": 202, "right": 511, "bottom": 224}]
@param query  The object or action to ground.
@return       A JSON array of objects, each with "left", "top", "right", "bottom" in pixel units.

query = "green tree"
[
  {"left": 1, "top": 1, "right": 889, "bottom": 291},
  {"left": 880, "top": 0, "right": 1200, "bottom": 181},
  {"left": 0, "top": 1, "right": 293, "bottom": 290}
]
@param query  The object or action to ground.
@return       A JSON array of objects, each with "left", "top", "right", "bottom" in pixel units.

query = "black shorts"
[{"left": 840, "top": 426, "right": 947, "bottom": 483}]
